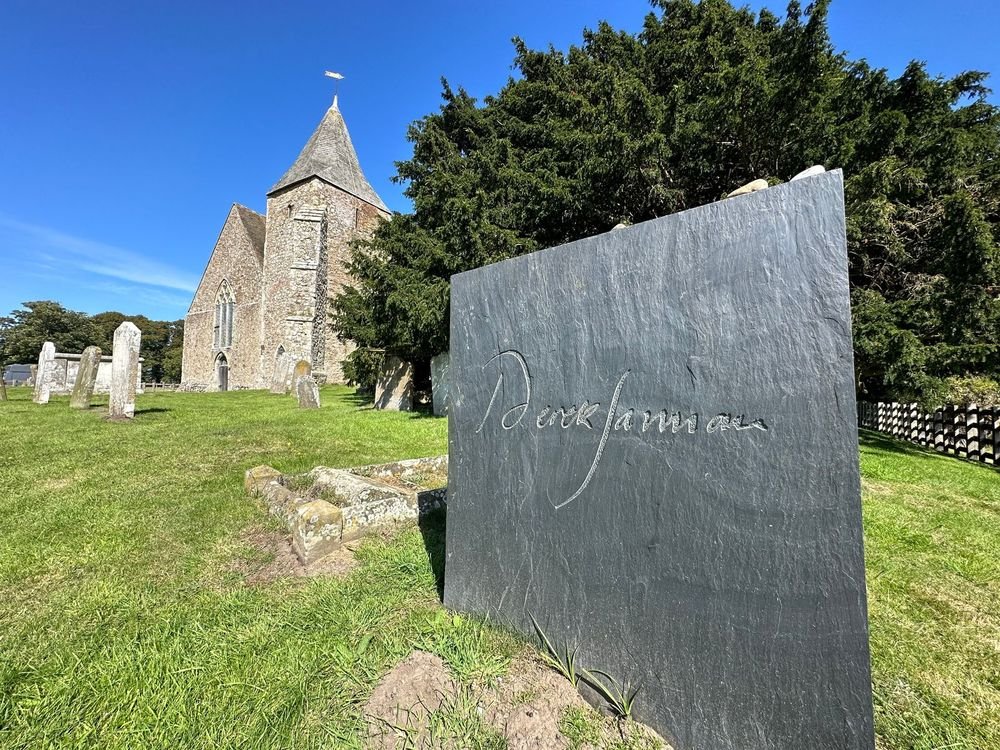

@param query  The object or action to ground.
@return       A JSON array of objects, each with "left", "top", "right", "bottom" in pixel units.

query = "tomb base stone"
[
  {"left": 445, "top": 170, "right": 874, "bottom": 750},
  {"left": 374, "top": 357, "right": 413, "bottom": 411},
  {"left": 70, "top": 346, "right": 102, "bottom": 409}
]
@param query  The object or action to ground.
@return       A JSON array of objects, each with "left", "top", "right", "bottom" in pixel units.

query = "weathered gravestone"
[
  {"left": 292, "top": 359, "right": 311, "bottom": 386},
  {"left": 70, "top": 346, "right": 102, "bottom": 409},
  {"left": 374, "top": 356, "right": 413, "bottom": 411},
  {"left": 445, "top": 170, "right": 874, "bottom": 750},
  {"left": 296, "top": 374, "right": 321, "bottom": 409},
  {"left": 32, "top": 342, "right": 57, "bottom": 404},
  {"left": 431, "top": 352, "right": 451, "bottom": 416},
  {"left": 108, "top": 322, "right": 141, "bottom": 419},
  {"left": 269, "top": 351, "right": 290, "bottom": 394}
]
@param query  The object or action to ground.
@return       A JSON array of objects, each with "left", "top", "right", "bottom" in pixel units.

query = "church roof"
[
  {"left": 268, "top": 102, "right": 389, "bottom": 212},
  {"left": 234, "top": 204, "right": 266, "bottom": 262}
]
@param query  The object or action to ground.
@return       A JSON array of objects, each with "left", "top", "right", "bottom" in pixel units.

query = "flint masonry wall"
[
  {"left": 261, "top": 177, "right": 387, "bottom": 385},
  {"left": 182, "top": 205, "right": 265, "bottom": 389}
]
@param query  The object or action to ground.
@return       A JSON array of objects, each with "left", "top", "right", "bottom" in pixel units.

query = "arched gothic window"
[{"left": 213, "top": 281, "right": 235, "bottom": 349}]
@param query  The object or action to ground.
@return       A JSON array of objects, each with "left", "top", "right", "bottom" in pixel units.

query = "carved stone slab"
[
  {"left": 70, "top": 346, "right": 102, "bottom": 409},
  {"left": 445, "top": 171, "right": 873, "bottom": 750},
  {"left": 109, "top": 322, "right": 141, "bottom": 419},
  {"left": 32, "top": 342, "right": 56, "bottom": 404}
]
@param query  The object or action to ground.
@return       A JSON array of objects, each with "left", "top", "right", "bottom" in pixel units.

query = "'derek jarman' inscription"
[
  {"left": 475, "top": 349, "right": 768, "bottom": 509},
  {"left": 445, "top": 170, "right": 874, "bottom": 750}
]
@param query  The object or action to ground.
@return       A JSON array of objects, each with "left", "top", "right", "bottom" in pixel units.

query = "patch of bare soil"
[
  {"left": 227, "top": 527, "right": 358, "bottom": 585},
  {"left": 365, "top": 651, "right": 457, "bottom": 749},
  {"left": 363, "top": 651, "right": 668, "bottom": 750}
]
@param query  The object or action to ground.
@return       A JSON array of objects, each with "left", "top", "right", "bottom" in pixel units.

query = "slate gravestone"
[
  {"left": 70, "top": 346, "right": 102, "bottom": 409},
  {"left": 445, "top": 171, "right": 874, "bottom": 750},
  {"left": 109, "top": 322, "right": 141, "bottom": 419}
]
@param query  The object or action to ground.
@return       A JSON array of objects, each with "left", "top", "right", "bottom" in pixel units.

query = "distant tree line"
[
  {"left": 333, "top": 0, "right": 1000, "bottom": 407},
  {"left": 0, "top": 301, "right": 184, "bottom": 382}
]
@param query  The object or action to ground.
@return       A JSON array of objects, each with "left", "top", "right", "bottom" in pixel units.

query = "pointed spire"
[{"left": 269, "top": 77, "right": 387, "bottom": 212}]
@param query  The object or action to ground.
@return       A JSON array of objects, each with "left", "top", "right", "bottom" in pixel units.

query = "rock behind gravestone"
[
  {"left": 445, "top": 170, "right": 873, "bottom": 750},
  {"left": 70, "top": 346, "right": 102, "bottom": 409},
  {"left": 108, "top": 322, "right": 141, "bottom": 419},
  {"left": 296, "top": 375, "right": 320, "bottom": 409}
]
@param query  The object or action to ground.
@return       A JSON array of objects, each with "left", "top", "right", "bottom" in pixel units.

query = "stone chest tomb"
[{"left": 444, "top": 170, "right": 874, "bottom": 749}]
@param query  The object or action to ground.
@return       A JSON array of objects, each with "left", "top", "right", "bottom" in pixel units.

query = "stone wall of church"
[
  {"left": 181, "top": 206, "right": 264, "bottom": 390},
  {"left": 260, "top": 178, "right": 388, "bottom": 386}
]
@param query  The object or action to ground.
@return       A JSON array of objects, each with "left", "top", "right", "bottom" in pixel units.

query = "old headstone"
[
  {"left": 32, "top": 342, "right": 57, "bottom": 404},
  {"left": 269, "top": 350, "right": 289, "bottom": 394},
  {"left": 108, "top": 322, "right": 141, "bottom": 419},
  {"left": 69, "top": 346, "right": 102, "bottom": 409},
  {"left": 431, "top": 352, "right": 450, "bottom": 416},
  {"left": 445, "top": 170, "right": 873, "bottom": 749},
  {"left": 292, "top": 359, "right": 311, "bottom": 386},
  {"left": 295, "top": 374, "right": 321, "bottom": 409},
  {"left": 374, "top": 356, "right": 413, "bottom": 411},
  {"left": 28, "top": 364, "right": 37, "bottom": 388}
]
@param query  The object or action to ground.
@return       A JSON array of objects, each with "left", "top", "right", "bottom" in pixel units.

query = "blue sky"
[{"left": 1, "top": 0, "right": 997, "bottom": 321}]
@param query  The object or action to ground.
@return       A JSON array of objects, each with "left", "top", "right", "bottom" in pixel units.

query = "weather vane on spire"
[{"left": 325, "top": 70, "right": 344, "bottom": 108}]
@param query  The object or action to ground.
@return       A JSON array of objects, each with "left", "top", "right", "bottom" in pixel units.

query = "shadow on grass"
[
  {"left": 859, "top": 428, "right": 1000, "bottom": 472},
  {"left": 133, "top": 407, "right": 172, "bottom": 416},
  {"left": 343, "top": 389, "right": 444, "bottom": 419},
  {"left": 418, "top": 506, "right": 447, "bottom": 601}
]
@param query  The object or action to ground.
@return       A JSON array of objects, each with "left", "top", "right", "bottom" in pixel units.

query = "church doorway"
[{"left": 216, "top": 353, "right": 229, "bottom": 392}]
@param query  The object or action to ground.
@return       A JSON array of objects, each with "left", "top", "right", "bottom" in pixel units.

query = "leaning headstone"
[
  {"left": 445, "top": 170, "right": 873, "bottom": 749},
  {"left": 108, "top": 322, "right": 141, "bottom": 419},
  {"left": 295, "top": 374, "right": 321, "bottom": 409},
  {"left": 70, "top": 346, "right": 102, "bottom": 409},
  {"left": 374, "top": 357, "right": 413, "bottom": 411},
  {"left": 32, "top": 342, "right": 57, "bottom": 404},
  {"left": 28, "top": 365, "right": 37, "bottom": 388},
  {"left": 431, "top": 352, "right": 450, "bottom": 416}
]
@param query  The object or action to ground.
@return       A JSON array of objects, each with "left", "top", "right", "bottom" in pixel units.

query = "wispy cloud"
[{"left": 0, "top": 215, "right": 199, "bottom": 293}]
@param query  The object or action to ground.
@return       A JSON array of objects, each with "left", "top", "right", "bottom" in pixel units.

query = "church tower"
[{"left": 259, "top": 94, "right": 390, "bottom": 385}]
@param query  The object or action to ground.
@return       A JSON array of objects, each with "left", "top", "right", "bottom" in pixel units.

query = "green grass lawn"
[{"left": 0, "top": 388, "right": 997, "bottom": 749}]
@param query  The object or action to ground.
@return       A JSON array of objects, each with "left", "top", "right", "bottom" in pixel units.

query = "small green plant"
[
  {"left": 528, "top": 612, "right": 579, "bottom": 687},
  {"left": 580, "top": 667, "right": 641, "bottom": 720},
  {"left": 558, "top": 706, "right": 604, "bottom": 749}
]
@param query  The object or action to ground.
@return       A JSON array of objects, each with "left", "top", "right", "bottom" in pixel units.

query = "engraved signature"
[{"left": 475, "top": 350, "right": 768, "bottom": 509}]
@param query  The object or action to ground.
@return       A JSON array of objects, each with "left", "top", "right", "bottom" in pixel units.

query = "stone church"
[{"left": 181, "top": 93, "right": 390, "bottom": 390}]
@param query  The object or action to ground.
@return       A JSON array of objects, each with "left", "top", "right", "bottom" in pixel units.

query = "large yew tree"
[{"left": 333, "top": 0, "right": 1000, "bottom": 404}]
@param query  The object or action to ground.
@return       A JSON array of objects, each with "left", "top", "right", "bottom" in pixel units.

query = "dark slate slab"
[{"left": 444, "top": 170, "right": 873, "bottom": 750}]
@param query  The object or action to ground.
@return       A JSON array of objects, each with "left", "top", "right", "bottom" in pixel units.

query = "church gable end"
[{"left": 181, "top": 204, "right": 265, "bottom": 390}]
